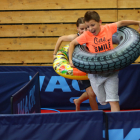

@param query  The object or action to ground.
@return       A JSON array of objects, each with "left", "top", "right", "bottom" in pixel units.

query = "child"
[
  {"left": 69, "top": 10, "right": 140, "bottom": 112},
  {"left": 53, "top": 17, "right": 86, "bottom": 58},
  {"left": 53, "top": 17, "right": 98, "bottom": 111}
]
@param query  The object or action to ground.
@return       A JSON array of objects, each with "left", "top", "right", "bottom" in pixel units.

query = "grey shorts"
[{"left": 88, "top": 72, "right": 119, "bottom": 105}]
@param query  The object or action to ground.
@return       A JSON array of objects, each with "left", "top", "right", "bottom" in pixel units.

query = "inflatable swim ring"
[
  {"left": 72, "top": 27, "right": 140, "bottom": 74},
  {"left": 53, "top": 45, "right": 88, "bottom": 80}
]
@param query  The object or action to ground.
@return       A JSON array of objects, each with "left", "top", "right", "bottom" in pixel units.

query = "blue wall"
[{"left": 0, "top": 65, "right": 140, "bottom": 110}]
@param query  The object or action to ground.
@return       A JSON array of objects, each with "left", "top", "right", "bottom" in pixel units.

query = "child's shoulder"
[
  {"left": 101, "top": 23, "right": 117, "bottom": 33},
  {"left": 103, "top": 23, "right": 117, "bottom": 29}
]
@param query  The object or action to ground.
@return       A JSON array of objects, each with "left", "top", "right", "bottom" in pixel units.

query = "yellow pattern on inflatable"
[{"left": 53, "top": 45, "right": 88, "bottom": 80}]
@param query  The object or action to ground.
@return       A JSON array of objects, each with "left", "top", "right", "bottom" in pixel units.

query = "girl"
[{"left": 53, "top": 17, "right": 98, "bottom": 111}]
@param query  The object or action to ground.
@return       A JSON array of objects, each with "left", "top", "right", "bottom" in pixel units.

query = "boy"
[{"left": 69, "top": 10, "right": 140, "bottom": 112}]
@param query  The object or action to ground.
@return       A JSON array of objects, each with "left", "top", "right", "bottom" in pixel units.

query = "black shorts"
[{"left": 77, "top": 80, "right": 91, "bottom": 90}]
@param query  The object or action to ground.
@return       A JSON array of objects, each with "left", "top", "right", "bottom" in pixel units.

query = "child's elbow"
[
  {"left": 116, "top": 21, "right": 125, "bottom": 28},
  {"left": 58, "top": 36, "right": 64, "bottom": 42}
]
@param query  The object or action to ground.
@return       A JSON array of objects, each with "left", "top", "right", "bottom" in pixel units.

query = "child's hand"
[
  {"left": 53, "top": 54, "right": 56, "bottom": 60},
  {"left": 69, "top": 60, "right": 75, "bottom": 68}
]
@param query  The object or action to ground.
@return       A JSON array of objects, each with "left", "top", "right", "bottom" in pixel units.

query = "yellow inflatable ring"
[{"left": 53, "top": 45, "right": 88, "bottom": 80}]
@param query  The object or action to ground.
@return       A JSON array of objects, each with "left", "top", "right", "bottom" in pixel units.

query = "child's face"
[
  {"left": 85, "top": 20, "right": 101, "bottom": 36},
  {"left": 77, "top": 23, "right": 87, "bottom": 35}
]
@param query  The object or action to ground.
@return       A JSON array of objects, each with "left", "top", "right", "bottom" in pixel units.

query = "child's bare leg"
[
  {"left": 86, "top": 86, "right": 98, "bottom": 110},
  {"left": 74, "top": 92, "right": 88, "bottom": 111},
  {"left": 109, "top": 101, "right": 120, "bottom": 112}
]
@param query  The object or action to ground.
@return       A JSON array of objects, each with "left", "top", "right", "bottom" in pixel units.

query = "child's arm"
[
  {"left": 69, "top": 39, "right": 79, "bottom": 67},
  {"left": 53, "top": 34, "right": 77, "bottom": 58},
  {"left": 116, "top": 20, "right": 140, "bottom": 31}
]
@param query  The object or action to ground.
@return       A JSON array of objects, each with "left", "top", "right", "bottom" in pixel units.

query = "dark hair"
[
  {"left": 76, "top": 17, "right": 84, "bottom": 27},
  {"left": 84, "top": 11, "right": 100, "bottom": 22}
]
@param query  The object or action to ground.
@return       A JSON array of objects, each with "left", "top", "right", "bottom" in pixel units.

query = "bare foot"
[{"left": 74, "top": 99, "right": 80, "bottom": 111}]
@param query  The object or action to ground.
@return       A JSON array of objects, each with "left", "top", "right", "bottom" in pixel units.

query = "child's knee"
[{"left": 86, "top": 87, "right": 96, "bottom": 98}]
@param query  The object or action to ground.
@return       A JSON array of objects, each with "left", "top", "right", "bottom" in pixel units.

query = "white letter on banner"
[{"left": 45, "top": 76, "right": 71, "bottom": 92}]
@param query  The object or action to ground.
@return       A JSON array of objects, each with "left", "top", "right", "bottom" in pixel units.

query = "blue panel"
[
  {"left": 11, "top": 72, "right": 40, "bottom": 114},
  {"left": 0, "top": 111, "right": 105, "bottom": 140},
  {"left": 106, "top": 111, "right": 140, "bottom": 139},
  {"left": 118, "top": 65, "right": 140, "bottom": 110},
  {"left": 0, "top": 72, "right": 29, "bottom": 114},
  {"left": 0, "top": 66, "right": 91, "bottom": 110},
  {"left": 0, "top": 65, "right": 140, "bottom": 110}
]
